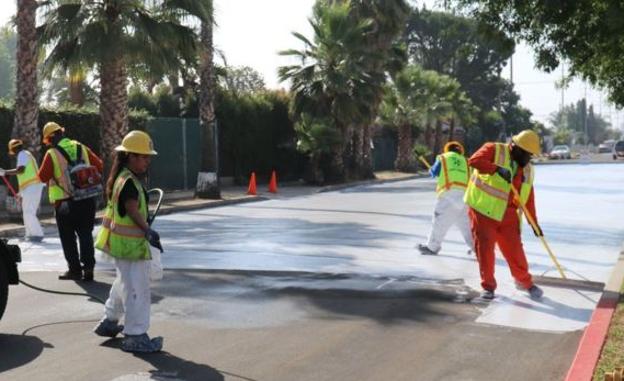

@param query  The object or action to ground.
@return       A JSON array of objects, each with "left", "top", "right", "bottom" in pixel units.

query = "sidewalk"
[{"left": 0, "top": 171, "right": 421, "bottom": 239}]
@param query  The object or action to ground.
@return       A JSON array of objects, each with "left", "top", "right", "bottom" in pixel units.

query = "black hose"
[{"left": 19, "top": 279, "right": 106, "bottom": 304}]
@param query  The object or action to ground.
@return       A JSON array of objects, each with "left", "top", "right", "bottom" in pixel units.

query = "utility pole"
[
  {"left": 510, "top": 55, "right": 513, "bottom": 85},
  {"left": 560, "top": 62, "right": 565, "bottom": 111},
  {"left": 584, "top": 83, "right": 589, "bottom": 146}
]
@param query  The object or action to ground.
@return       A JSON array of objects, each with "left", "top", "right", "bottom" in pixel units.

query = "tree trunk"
[
  {"left": 361, "top": 124, "right": 374, "bottom": 179},
  {"left": 449, "top": 117, "right": 455, "bottom": 140},
  {"left": 326, "top": 143, "right": 346, "bottom": 183},
  {"left": 196, "top": 20, "right": 221, "bottom": 199},
  {"left": 433, "top": 119, "right": 443, "bottom": 157},
  {"left": 68, "top": 66, "right": 86, "bottom": 107},
  {"left": 14, "top": 0, "right": 39, "bottom": 157},
  {"left": 424, "top": 122, "right": 432, "bottom": 152},
  {"left": 99, "top": 55, "right": 129, "bottom": 172},
  {"left": 395, "top": 123, "right": 414, "bottom": 172},
  {"left": 68, "top": 78, "right": 84, "bottom": 107}
]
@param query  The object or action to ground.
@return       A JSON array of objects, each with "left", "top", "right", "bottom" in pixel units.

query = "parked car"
[
  {"left": 613, "top": 141, "right": 624, "bottom": 160},
  {"left": 549, "top": 145, "right": 572, "bottom": 160},
  {"left": 599, "top": 140, "right": 616, "bottom": 153}
]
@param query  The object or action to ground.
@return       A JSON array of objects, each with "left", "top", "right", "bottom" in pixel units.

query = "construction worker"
[
  {"left": 418, "top": 141, "right": 474, "bottom": 256},
  {"left": 93, "top": 130, "right": 163, "bottom": 353},
  {"left": 465, "top": 130, "right": 544, "bottom": 300},
  {"left": 0, "top": 139, "right": 45, "bottom": 242},
  {"left": 37, "top": 122, "right": 103, "bottom": 281}
]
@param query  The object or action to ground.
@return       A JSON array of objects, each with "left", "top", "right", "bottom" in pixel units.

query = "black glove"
[
  {"left": 531, "top": 223, "right": 543, "bottom": 237},
  {"left": 496, "top": 166, "right": 512, "bottom": 183},
  {"left": 56, "top": 201, "right": 70, "bottom": 216},
  {"left": 145, "top": 228, "right": 163, "bottom": 253}
]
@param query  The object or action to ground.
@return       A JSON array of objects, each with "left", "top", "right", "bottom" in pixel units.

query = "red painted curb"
[{"left": 565, "top": 292, "right": 619, "bottom": 381}]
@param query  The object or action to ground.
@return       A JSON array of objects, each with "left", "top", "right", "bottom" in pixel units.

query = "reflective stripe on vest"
[
  {"left": 95, "top": 168, "right": 150, "bottom": 260},
  {"left": 436, "top": 152, "right": 469, "bottom": 195},
  {"left": 47, "top": 139, "right": 90, "bottom": 202},
  {"left": 17, "top": 151, "right": 40, "bottom": 190},
  {"left": 464, "top": 143, "right": 516, "bottom": 222}
]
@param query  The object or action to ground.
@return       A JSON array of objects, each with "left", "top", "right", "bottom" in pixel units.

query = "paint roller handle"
[
  {"left": 418, "top": 156, "right": 431, "bottom": 170},
  {"left": 510, "top": 186, "right": 567, "bottom": 279},
  {"left": 509, "top": 186, "right": 539, "bottom": 233},
  {"left": 1, "top": 175, "right": 18, "bottom": 197}
]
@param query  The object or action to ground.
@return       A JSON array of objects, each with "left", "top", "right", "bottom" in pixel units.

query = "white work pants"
[
  {"left": 104, "top": 258, "right": 151, "bottom": 335},
  {"left": 20, "top": 184, "right": 44, "bottom": 238},
  {"left": 425, "top": 188, "right": 474, "bottom": 253}
]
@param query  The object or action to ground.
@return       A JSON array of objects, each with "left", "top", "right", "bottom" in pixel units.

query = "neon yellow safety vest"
[
  {"left": 464, "top": 143, "right": 534, "bottom": 222},
  {"left": 46, "top": 138, "right": 91, "bottom": 202},
  {"left": 95, "top": 168, "right": 151, "bottom": 260},
  {"left": 435, "top": 151, "right": 469, "bottom": 195},
  {"left": 17, "top": 151, "right": 41, "bottom": 191}
]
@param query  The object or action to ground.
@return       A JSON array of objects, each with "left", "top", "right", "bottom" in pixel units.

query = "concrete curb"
[
  {"left": 318, "top": 173, "right": 426, "bottom": 193},
  {"left": 564, "top": 249, "right": 624, "bottom": 381}
]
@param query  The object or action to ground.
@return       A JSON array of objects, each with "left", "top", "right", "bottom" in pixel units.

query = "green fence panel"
[
  {"left": 373, "top": 131, "right": 397, "bottom": 171},
  {"left": 147, "top": 118, "right": 200, "bottom": 190}
]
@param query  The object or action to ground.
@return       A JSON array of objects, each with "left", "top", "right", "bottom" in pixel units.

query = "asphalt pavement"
[{"left": 1, "top": 163, "right": 623, "bottom": 380}]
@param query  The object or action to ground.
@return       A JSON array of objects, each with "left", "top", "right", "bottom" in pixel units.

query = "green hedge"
[
  {"left": 215, "top": 90, "right": 306, "bottom": 183},
  {"left": 0, "top": 104, "right": 149, "bottom": 169},
  {"left": 130, "top": 88, "right": 307, "bottom": 183}
]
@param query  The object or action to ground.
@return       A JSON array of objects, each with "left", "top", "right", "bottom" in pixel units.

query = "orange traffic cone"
[
  {"left": 247, "top": 172, "right": 257, "bottom": 195},
  {"left": 268, "top": 170, "right": 278, "bottom": 193}
]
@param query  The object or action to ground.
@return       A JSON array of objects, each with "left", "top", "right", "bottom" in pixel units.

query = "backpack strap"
[
  {"left": 76, "top": 144, "right": 83, "bottom": 163},
  {"left": 55, "top": 143, "right": 84, "bottom": 166},
  {"left": 55, "top": 145, "right": 74, "bottom": 166}
]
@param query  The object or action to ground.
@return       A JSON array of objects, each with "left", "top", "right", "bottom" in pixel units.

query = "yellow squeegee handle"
[
  {"left": 418, "top": 156, "right": 431, "bottom": 169},
  {"left": 509, "top": 186, "right": 567, "bottom": 279}
]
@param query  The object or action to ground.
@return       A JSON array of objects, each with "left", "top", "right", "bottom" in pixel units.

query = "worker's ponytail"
[{"left": 106, "top": 152, "right": 129, "bottom": 200}]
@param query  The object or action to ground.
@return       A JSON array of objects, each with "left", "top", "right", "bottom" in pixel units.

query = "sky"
[{"left": 1, "top": 1, "right": 622, "bottom": 130}]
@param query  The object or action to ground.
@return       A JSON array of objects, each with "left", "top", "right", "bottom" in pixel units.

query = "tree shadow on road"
[
  {"left": 101, "top": 339, "right": 227, "bottom": 381},
  {"left": 0, "top": 334, "right": 45, "bottom": 373}
]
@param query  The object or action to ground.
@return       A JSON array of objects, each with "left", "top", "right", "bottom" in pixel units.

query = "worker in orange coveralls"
[{"left": 464, "top": 130, "right": 544, "bottom": 300}]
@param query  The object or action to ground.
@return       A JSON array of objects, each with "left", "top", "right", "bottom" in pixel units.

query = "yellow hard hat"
[
  {"left": 8, "top": 139, "right": 23, "bottom": 155},
  {"left": 42, "top": 122, "right": 64, "bottom": 143},
  {"left": 115, "top": 130, "right": 158, "bottom": 155},
  {"left": 512, "top": 130, "right": 541, "bottom": 155},
  {"left": 444, "top": 141, "right": 464, "bottom": 155}
]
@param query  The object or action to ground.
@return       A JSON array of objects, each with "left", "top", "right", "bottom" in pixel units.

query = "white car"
[{"left": 549, "top": 145, "right": 571, "bottom": 160}]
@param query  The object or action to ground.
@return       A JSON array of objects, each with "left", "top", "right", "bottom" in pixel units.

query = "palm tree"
[
  {"left": 345, "top": 0, "right": 409, "bottom": 178},
  {"left": 38, "top": 0, "right": 211, "bottom": 168},
  {"left": 14, "top": 0, "right": 39, "bottom": 156},
  {"left": 380, "top": 65, "right": 434, "bottom": 171},
  {"left": 279, "top": 2, "right": 379, "bottom": 182},
  {"left": 196, "top": 1, "right": 221, "bottom": 199},
  {"left": 381, "top": 65, "right": 473, "bottom": 171}
]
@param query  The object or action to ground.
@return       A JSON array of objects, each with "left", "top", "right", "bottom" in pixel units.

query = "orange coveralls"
[{"left": 467, "top": 143, "right": 537, "bottom": 292}]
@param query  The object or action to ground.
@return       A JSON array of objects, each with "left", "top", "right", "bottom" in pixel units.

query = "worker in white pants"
[
  {"left": 93, "top": 131, "right": 163, "bottom": 353},
  {"left": 418, "top": 141, "right": 474, "bottom": 255},
  {"left": 104, "top": 260, "right": 151, "bottom": 335},
  {"left": 1, "top": 139, "right": 45, "bottom": 242}
]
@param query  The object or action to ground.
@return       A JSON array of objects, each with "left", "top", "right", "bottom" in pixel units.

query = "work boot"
[
  {"left": 83, "top": 269, "right": 94, "bottom": 282},
  {"left": 94, "top": 318, "right": 124, "bottom": 338},
  {"left": 480, "top": 289, "right": 495, "bottom": 300},
  {"left": 417, "top": 244, "right": 438, "bottom": 256},
  {"left": 528, "top": 285, "right": 544, "bottom": 299},
  {"left": 121, "top": 334, "right": 163, "bottom": 353},
  {"left": 58, "top": 270, "right": 82, "bottom": 281}
]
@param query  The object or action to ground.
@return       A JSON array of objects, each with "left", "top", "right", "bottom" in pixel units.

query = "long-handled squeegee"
[{"left": 510, "top": 185, "right": 604, "bottom": 291}]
